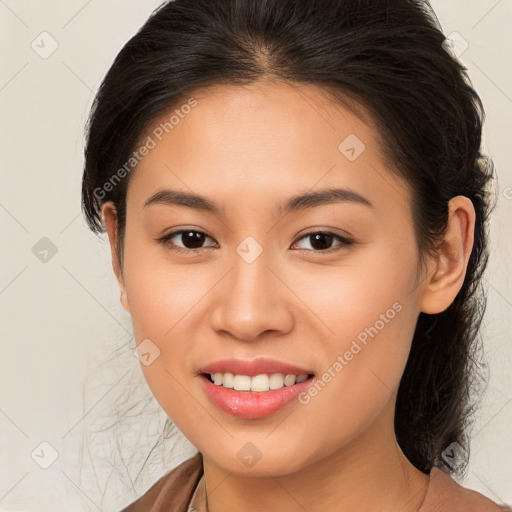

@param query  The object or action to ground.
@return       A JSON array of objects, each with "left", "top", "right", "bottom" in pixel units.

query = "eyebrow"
[{"left": 143, "top": 186, "right": 374, "bottom": 216}]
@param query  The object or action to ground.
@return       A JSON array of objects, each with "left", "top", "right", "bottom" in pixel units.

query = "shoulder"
[
  {"left": 419, "top": 466, "right": 511, "bottom": 512},
  {"left": 119, "top": 452, "right": 203, "bottom": 512}
]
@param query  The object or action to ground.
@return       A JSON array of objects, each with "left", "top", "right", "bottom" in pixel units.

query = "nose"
[{"left": 209, "top": 246, "right": 294, "bottom": 342}]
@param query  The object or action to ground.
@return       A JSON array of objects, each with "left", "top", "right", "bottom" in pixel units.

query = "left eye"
[{"left": 292, "top": 231, "right": 354, "bottom": 252}]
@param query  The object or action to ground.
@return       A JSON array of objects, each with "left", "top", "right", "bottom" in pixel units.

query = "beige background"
[{"left": 0, "top": 0, "right": 511, "bottom": 510}]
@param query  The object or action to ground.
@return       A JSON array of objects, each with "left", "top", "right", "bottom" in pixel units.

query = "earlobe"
[
  {"left": 419, "top": 196, "right": 475, "bottom": 315},
  {"left": 101, "top": 202, "right": 130, "bottom": 313},
  {"left": 119, "top": 290, "right": 129, "bottom": 312}
]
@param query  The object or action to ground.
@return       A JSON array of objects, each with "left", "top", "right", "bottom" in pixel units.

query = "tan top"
[{"left": 120, "top": 453, "right": 511, "bottom": 512}]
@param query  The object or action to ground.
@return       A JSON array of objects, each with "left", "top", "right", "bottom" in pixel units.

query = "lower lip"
[{"left": 200, "top": 374, "right": 315, "bottom": 419}]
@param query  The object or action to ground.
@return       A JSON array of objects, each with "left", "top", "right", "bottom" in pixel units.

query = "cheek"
[
  {"left": 296, "top": 240, "right": 420, "bottom": 407},
  {"left": 122, "top": 256, "right": 213, "bottom": 431},
  {"left": 292, "top": 240, "right": 418, "bottom": 342},
  {"left": 122, "top": 236, "right": 213, "bottom": 340}
]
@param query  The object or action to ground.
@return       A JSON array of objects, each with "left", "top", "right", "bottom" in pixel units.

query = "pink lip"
[
  {"left": 198, "top": 358, "right": 315, "bottom": 419},
  {"left": 199, "top": 357, "right": 313, "bottom": 377},
  {"left": 199, "top": 374, "right": 315, "bottom": 419}
]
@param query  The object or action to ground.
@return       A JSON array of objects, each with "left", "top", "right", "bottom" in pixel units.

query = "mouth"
[
  {"left": 202, "top": 371, "right": 315, "bottom": 392},
  {"left": 199, "top": 371, "right": 316, "bottom": 419}
]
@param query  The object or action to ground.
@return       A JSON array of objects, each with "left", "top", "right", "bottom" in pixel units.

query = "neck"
[{"left": 202, "top": 403, "right": 430, "bottom": 512}]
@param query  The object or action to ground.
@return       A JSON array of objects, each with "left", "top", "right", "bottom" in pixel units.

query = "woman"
[{"left": 81, "top": 0, "right": 511, "bottom": 510}]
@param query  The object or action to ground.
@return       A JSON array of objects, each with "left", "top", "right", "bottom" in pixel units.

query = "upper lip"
[{"left": 199, "top": 358, "right": 314, "bottom": 377}]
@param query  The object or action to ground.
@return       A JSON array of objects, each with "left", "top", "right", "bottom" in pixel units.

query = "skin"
[{"left": 102, "top": 80, "right": 475, "bottom": 512}]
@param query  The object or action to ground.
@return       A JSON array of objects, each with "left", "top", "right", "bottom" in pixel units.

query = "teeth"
[
  {"left": 233, "top": 375, "right": 251, "bottom": 391},
  {"left": 284, "top": 374, "right": 296, "bottom": 386},
  {"left": 296, "top": 374, "right": 308, "bottom": 383},
  {"left": 251, "top": 374, "right": 270, "bottom": 392},
  {"left": 222, "top": 372, "right": 234, "bottom": 389},
  {"left": 209, "top": 372, "right": 310, "bottom": 392},
  {"left": 269, "top": 373, "right": 285, "bottom": 390}
]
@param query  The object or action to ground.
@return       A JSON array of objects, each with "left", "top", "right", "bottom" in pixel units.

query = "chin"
[{"left": 200, "top": 439, "right": 318, "bottom": 477}]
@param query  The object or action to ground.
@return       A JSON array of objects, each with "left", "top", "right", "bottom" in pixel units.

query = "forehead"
[{"left": 127, "top": 80, "right": 411, "bottom": 220}]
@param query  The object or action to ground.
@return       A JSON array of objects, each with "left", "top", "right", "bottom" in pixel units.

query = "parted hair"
[{"left": 81, "top": 0, "right": 496, "bottom": 476}]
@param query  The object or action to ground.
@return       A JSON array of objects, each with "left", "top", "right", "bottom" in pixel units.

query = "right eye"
[{"left": 157, "top": 229, "right": 218, "bottom": 253}]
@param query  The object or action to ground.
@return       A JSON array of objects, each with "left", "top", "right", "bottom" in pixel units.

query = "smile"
[
  {"left": 199, "top": 372, "right": 316, "bottom": 419},
  {"left": 206, "top": 372, "right": 310, "bottom": 391}
]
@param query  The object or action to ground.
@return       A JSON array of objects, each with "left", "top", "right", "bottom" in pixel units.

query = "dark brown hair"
[{"left": 81, "top": 0, "right": 496, "bottom": 476}]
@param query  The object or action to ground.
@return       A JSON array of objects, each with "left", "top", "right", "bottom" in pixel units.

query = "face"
[{"left": 108, "top": 81, "right": 431, "bottom": 476}]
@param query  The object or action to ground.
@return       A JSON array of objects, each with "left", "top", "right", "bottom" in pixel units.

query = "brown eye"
[
  {"left": 292, "top": 231, "right": 354, "bottom": 252},
  {"left": 158, "top": 230, "right": 217, "bottom": 252}
]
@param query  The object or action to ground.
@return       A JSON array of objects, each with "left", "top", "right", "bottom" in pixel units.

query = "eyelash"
[{"left": 156, "top": 229, "right": 355, "bottom": 255}]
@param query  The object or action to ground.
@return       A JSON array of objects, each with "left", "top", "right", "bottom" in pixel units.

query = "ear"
[
  {"left": 419, "top": 195, "right": 476, "bottom": 315},
  {"left": 101, "top": 202, "right": 130, "bottom": 313}
]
